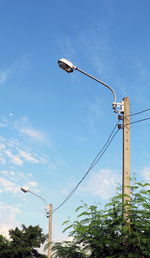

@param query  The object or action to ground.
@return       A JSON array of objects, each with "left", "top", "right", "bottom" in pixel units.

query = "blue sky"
[{"left": 0, "top": 0, "right": 150, "bottom": 247}]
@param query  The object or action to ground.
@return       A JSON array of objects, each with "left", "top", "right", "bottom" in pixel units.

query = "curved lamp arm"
[
  {"left": 58, "top": 58, "right": 117, "bottom": 109},
  {"left": 20, "top": 187, "right": 47, "bottom": 208}
]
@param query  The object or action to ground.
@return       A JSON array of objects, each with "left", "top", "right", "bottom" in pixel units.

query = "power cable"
[
  {"left": 53, "top": 123, "right": 120, "bottom": 214},
  {"left": 88, "top": 130, "right": 120, "bottom": 173},
  {"left": 89, "top": 123, "right": 119, "bottom": 170},
  {"left": 53, "top": 114, "right": 150, "bottom": 214},
  {"left": 124, "top": 117, "right": 150, "bottom": 127},
  {"left": 124, "top": 108, "right": 150, "bottom": 118}
]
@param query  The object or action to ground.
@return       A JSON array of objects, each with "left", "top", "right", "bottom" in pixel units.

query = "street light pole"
[
  {"left": 20, "top": 187, "right": 52, "bottom": 258},
  {"left": 57, "top": 58, "right": 131, "bottom": 211}
]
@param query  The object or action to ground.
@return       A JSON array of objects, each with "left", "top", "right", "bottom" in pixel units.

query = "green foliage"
[
  {"left": 52, "top": 182, "right": 150, "bottom": 258},
  {"left": 0, "top": 224, "right": 47, "bottom": 258},
  {"left": 0, "top": 235, "right": 10, "bottom": 254},
  {"left": 52, "top": 241, "right": 87, "bottom": 258}
]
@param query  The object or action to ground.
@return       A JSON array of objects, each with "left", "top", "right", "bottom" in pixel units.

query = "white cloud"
[
  {"left": 0, "top": 135, "right": 47, "bottom": 166},
  {"left": 0, "top": 55, "right": 32, "bottom": 87},
  {"left": 0, "top": 202, "right": 20, "bottom": 238},
  {"left": 27, "top": 181, "right": 38, "bottom": 187},
  {"left": 5, "top": 150, "right": 23, "bottom": 166},
  {"left": 140, "top": 167, "right": 150, "bottom": 183},
  {"left": 0, "top": 176, "right": 39, "bottom": 194},
  {"left": 0, "top": 170, "right": 15, "bottom": 176},
  {"left": 17, "top": 171, "right": 26, "bottom": 179},
  {"left": 20, "top": 181, "right": 39, "bottom": 195},
  {"left": 19, "top": 150, "right": 39, "bottom": 163},
  {"left": 0, "top": 177, "right": 19, "bottom": 193},
  {"left": 0, "top": 71, "right": 8, "bottom": 85},
  {"left": 0, "top": 143, "right": 6, "bottom": 150},
  {"left": 1, "top": 137, "right": 20, "bottom": 149},
  {"left": 0, "top": 156, "right": 6, "bottom": 164},
  {"left": 13, "top": 117, "right": 46, "bottom": 142},
  {"left": 0, "top": 171, "right": 36, "bottom": 192},
  {"left": 52, "top": 225, "right": 71, "bottom": 242},
  {"left": 19, "top": 127, "right": 45, "bottom": 141},
  {"left": 81, "top": 169, "right": 121, "bottom": 199}
]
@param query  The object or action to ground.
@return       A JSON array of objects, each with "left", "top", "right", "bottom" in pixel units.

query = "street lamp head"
[
  {"left": 58, "top": 58, "right": 76, "bottom": 73},
  {"left": 20, "top": 186, "right": 29, "bottom": 193}
]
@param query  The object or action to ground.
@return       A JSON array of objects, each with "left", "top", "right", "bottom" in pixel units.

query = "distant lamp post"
[
  {"left": 58, "top": 58, "right": 130, "bottom": 211},
  {"left": 21, "top": 187, "right": 52, "bottom": 258}
]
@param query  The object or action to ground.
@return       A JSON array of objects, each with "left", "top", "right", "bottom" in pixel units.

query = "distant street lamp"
[
  {"left": 58, "top": 58, "right": 130, "bottom": 209},
  {"left": 21, "top": 187, "right": 52, "bottom": 258}
]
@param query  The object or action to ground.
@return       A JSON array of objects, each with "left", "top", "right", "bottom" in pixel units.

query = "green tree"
[
  {"left": 0, "top": 235, "right": 10, "bottom": 257},
  {"left": 52, "top": 182, "right": 150, "bottom": 258},
  {"left": 52, "top": 241, "right": 87, "bottom": 258},
  {"left": 0, "top": 225, "right": 47, "bottom": 258}
]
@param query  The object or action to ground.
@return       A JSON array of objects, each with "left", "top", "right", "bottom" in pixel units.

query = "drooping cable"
[
  {"left": 53, "top": 123, "right": 120, "bottom": 214},
  {"left": 88, "top": 123, "right": 118, "bottom": 170},
  {"left": 53, "top": 110, "right": 150, "bottom": 214}
]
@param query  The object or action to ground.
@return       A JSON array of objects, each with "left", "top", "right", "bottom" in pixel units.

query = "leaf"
[
  {"left": 63, "top": 225, "right": 73, "bottom": 233},
  {"left": 62, "top": 220, "right": 70, "bottom": 226},
  {"left": 75, "top": 205, "right": 84, "bottom": 212},
  {"left": 78, "top": 212, "right": 91, "bottom": 218}
]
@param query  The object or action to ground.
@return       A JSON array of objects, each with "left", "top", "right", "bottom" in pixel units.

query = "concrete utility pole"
[
  {"left": 48, "top": 204, "right": 53, "bottom": 258},
  {"left": 122, "top": 97, "right": 130, "bottom": 205}
]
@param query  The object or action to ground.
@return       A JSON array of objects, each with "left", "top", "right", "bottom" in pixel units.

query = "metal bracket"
[
  {"left": 45, "top": 208, "right": 50, "bottom": 218},
  {"left": 114, "top": 100, "right": 124, "bottom": 114}
]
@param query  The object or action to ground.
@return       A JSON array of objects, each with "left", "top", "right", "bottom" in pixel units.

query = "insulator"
[
  {"left": 118, "top": 115, "right": 123, "bottom": 120},
  {"left": 118, "top": 124, "right": 123, "bottom": 129}
]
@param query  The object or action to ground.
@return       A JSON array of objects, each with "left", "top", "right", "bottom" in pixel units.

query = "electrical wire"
[
  {"left": 124, "top": 108, "right": 150, "bottom": 118},
  {"left": 130, "top": 108, "right": 150, "bottom": 117},
  {"left": 53, "top": 123, "right": 120, "bottom": 214},
  {"left": 124, "top": 117, "right": 150, "bottom": 127},
  {"left": 52, "top": 110, "right": 150, "bottom": 214},
  {"left": 86, "top": 122, "right": 119, "bottom": 171}
]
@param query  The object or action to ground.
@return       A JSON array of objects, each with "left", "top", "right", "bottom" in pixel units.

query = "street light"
[
  {"left": 58, "top": 58, "right": 117, "bottom": 110},
  {"left": 20, "top": 186, "right": 29, "bottom": 193},
  {"left": 58, "top": 58, "right": 130, "bottom": 209},
  {"left": 21, "top": 187, "right": 52, "bottom": 258}
]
